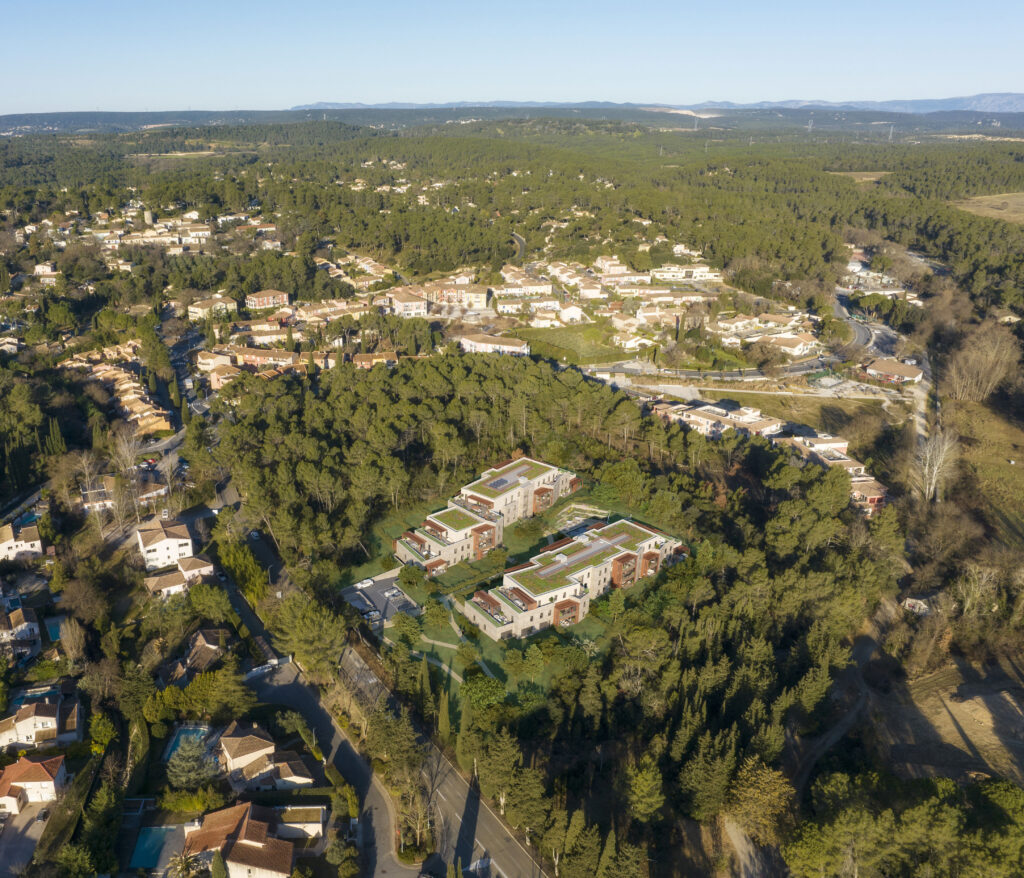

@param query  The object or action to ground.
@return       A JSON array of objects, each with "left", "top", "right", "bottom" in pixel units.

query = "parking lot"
[
  {"left": 341, "top": 568, "right": 419, "bottom": 630},
  {"left": 0, "top": 804, "right": 47, "bottom": 877}
]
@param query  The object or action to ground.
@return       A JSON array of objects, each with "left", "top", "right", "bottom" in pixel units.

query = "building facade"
[{"left": 463, "top": 520, "right": 682, "bottom": 640}]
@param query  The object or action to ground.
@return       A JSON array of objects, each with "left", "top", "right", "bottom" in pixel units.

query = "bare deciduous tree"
[
  {"left": 945, "top": 324, "right": 1020, "bottom": 402},
  {"left": 60, "top": 617, "right": 87, "bottom": 665},
  {"left": 914, "top": 428, "right": 959, "bottom": 502}
]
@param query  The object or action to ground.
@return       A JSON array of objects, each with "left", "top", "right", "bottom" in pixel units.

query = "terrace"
[
  {"left": 430, "top": 507, "right": 480, "bottom": 533},
  {"left": 450, "top": 495, "right": 501, "bottom": 522},
  {"left": 463, "top": 458, "right": 555, "bottom": 499},
  {"left": 507, "top": 520, "right": 661, "bottom": 595}
]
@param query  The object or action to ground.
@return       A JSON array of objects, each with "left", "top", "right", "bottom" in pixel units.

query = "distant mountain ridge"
[{"left": 294, "top": 93, "right": 1024, "bottom": 114}]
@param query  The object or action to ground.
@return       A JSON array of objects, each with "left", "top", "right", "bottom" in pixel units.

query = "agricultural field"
[{"left": 951, "top": 191, "right": 1024, "bottom": 225}]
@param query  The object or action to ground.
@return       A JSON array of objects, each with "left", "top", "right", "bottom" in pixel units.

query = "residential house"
[
  {"left": 377, "top": 288, "right": 429, "bottom": 318},
  {"left": 421, "top": 283, "right": 489, "bottom": 310},
  {"left": 865, "top": 358, "right": 924, "bottom": 384},
  {"left": 80, "top": 471, "right": 168, "bottom": 514},
  {"left": 137, "top": 518, "right": 193, "bottom": 571},
  {"left": 145, "top": 554, "right": 212, "bottom": 600},
  {"left": 0, "top": 689, "right": 81, "bottom": 751},
  {"left": 240, "top": 751, "right": 315, "bottom": 792},
  {"left": 219, "top": 722, "right": 276, "bottom": 779},
  {"left": 775, "top": 433, "right": 888, "bottom": 516},
  {"left": 463, "top": 520, "right": 682, "bottom": 640},
  {"left": 158, "top": 627, "right": 233, "bottom": 689},
  {"left": 593, "top": 255, "right": 629, "bottom": 275},
  {"left": 352, "top": 351, "right": 399, "bottom": 369},
  {"left": 0, "top": 755, "right": 68, "bottom": 815},
  {"left": 578, "top": 282, "right": 607, "bottom": 300},
  {"left": 210, "top": 364, "right": 243, "bottom": 390},
  {"left": 458, "top": 334, "right": 530, "bottom": 356},
  {"left": 0, "top": 524, "right": 43, "bottom": 562},
  {"left": 245, "top": 290, "right": 290, "bottom": 311},
  {"left": 188, "top": 295, "right": 238, "bottom": 321},
  {"left": 183, "top": 802, "right": 295, "bottom": 878},
  {"left": 714, "top": 315, "right": 760, "bottom": 334},
  {"left": 0, "top": 607, "right": 42, "bottom": 660}
]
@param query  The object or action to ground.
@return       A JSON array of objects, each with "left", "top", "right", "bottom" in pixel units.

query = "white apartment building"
[
  {"left": 463, "top": 519, "right": 682, "bottom": 640},
  {"left": 137, "top": 518, "right": 194, "bottom": 570},
  {"left": 458, "top": 458, "right": 578, "bottom": 527},
  {"left": 651, "top": 264, "right": 723, "bottom": 283},
  {"left": 458, "top": 334, "right": 530, "bottom": 356},
  {"left": 653, "top": 401, "right": 784, "bottom": 439}
]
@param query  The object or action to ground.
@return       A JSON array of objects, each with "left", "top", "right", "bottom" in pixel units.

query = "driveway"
[{"left": 0, "top": 804, "right": 46, "bottom": 877}]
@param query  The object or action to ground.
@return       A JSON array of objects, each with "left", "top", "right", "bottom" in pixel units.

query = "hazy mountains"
[{"left": 294, "top": 93, "right": 1024, "bottom": 115}]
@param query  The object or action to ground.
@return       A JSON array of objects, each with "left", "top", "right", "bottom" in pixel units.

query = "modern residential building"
[
  {"left": 245, "top": 289, "right": 290, "bottom": 311},
  {"left": 865, "top": 358, "right": 924, "bottom": 384},
  {"left": 653, "top": 400, "right": 784, "bottom": 439},
  {"left": 394, "top": 499, "right": 505, "bottom": 576},
  {"left": 463, "top": 519, "right": 682, "bottom": 640},
  {"left": 0, "top": 524, "right": 43, "bottom": 562},
  {"left": 395, "top": 458, "right": 578, "bottom": 575},
  {"left": 650, "top": 263, "right": 722, "bottom": 283},
  {"left": 136, "top": 518, "right": 194, "bottom": 570},
  {"left": 458, "top": 458, "right": 579, "bottom": 527},
  {"left": 458, "top": 334, "right": 530, "bottom": 356},
  {"left": 0, "top": 754, "right": 68, "bottom": 814}
]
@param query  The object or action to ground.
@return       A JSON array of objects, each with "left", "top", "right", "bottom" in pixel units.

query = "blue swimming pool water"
[
  {"left": 129, "top": 826, "right": 175, "bottom": 869},
  {"left": 44, "top": 617, "right": 64, "bottom": 641},
  {"left": 163, "top": 725, "right": 208, "bottom": 762}
]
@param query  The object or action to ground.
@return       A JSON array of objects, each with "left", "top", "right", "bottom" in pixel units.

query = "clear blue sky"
[{"left": 4, "top": 0, "right": 1022, "bottom": 113}]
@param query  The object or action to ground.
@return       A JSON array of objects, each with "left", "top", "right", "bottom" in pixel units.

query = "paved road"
[
  {"left": 0, "top": 803, "right": 46, "bottom": 877},
  {"left": 511, "top": 232, "right": 526, "bottom": 265},
  {"left": 228, "top": 565, "right": 544, "bottom": 878},
  {"left": 833, "top": 295, "right": 872, "bottom": 349}
]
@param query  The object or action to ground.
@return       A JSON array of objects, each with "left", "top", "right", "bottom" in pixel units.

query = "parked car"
[
  {"left": 249, "top": 530, "right": 260, "bottom": 540},
  {"left": 36, "top": 808, "right": 49, "bottom": 822},
  {"left": 216, "top": 570, "right": 227, "bottom": 581}
]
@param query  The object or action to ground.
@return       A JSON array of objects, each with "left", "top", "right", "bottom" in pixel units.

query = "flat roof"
[
  {"left": 507, "top": 519, "right": 665, "bottom": 595},
  {"left": 431, "top": 506, "right": 482, "bottom": 532},
  {"left": 463, "top": 458, "right": 557, "bottom": 500}
]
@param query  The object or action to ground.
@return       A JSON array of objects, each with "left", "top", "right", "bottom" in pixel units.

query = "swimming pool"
[
  {"left": 163, "top": 725, "right": 209, "bottom": 762},
  {"left": 44, "top": 615, "right": 65, "bottom": 641},
  {"left": 129, "top": 826, "right": 177, "bottom": 869}
]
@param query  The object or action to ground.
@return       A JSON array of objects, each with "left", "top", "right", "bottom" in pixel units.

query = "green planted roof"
[
  {"left": 431, "top": 506, "right": 480, "bottom": 532},
  {"left": 507, "top": 520, "right": 665, "bottom": 595},
  {"left": 464, "top": 458, "right": 558, "bottom": 499}
]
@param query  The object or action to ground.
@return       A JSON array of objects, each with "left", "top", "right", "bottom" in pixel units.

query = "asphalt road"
[
  {"left": 833, "top": 295, "right": 872, "bottom": 348},
  {"left": 226, "top": 554, "right": 545, "bottom": 878}
]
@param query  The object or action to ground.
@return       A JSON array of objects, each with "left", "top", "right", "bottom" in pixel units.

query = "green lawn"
[
  {"left": 516, "top": 323, "right": 622, "bottom": 364},
  {"left": 332, "top": 500, "right": 440, "bottom": 587}
]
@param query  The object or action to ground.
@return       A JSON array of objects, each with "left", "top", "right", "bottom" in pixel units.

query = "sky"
[{"left": 3, "top": 0, "right": 1023, "bottom": 114}]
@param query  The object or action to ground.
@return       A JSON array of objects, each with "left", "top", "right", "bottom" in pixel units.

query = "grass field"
[
  {"left": 516, "top": 324, "right": 622, "bottom": 364},
  {"left": 828, "top": 170, "right": 892, "bottom": 184},
  {"left": 945, "top": 399, "right": 1024, "bottom": 549},
  {"left": 951, "top": 192, "right": 1024, "bottom": 225}
]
